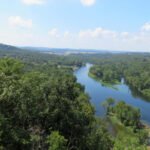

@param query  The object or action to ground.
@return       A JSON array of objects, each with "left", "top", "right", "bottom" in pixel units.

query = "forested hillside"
[
  {"left": 0, "top": 58, "right": 113, "bottom": 150},
  {"left": 0, "top": 44, "right": 83, "bottom": 67}
]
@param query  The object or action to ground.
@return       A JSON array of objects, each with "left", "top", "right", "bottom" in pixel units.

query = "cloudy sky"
[{"left": 1, "top": 0, "right": 150, "bottom": 51}]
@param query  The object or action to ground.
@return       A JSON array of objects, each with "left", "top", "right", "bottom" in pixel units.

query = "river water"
[{"left": 74, "top": 63, "right": 150, "bottom": 124}]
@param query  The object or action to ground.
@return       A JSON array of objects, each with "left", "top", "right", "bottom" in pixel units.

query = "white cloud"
[
  {"left": 48, "top": 28, "right": 60, "bottom": 38},
  {"left": 22, "top": 0, "right": 45, "bottom": 5},
  {"left": 8, "top": 16, "right": 33, "bottom": 28},
  {"left": 120, "top": 32, "right": 132, "bottom": 40},
  {"left": 64, "top": 31, "right": 70, "bottom": 38},
  {"left": 79, "top": 29, "right": 91, "bottom": 38},
  {"left": 80, "top": 0, "right": 96, "bottom": 6},
  {"left": 2, "top": 21, "right": 150, "bottom": 52},
  {"left": 79, "top": 27, "right": 117, "bottom": 39},
  {"left": 141, "top": 22, "right": 150, "bottom": 31}
]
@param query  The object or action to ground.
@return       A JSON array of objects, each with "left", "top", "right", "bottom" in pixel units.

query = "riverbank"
[
  {"left": 88, "top": 71, "right": 120, "bottom": 90},
  {"left": 105, "top": 115, "right": 150, "bottom": 149},
  {"left": 106, "top": 115, "right": 136, "bottom": 136}
]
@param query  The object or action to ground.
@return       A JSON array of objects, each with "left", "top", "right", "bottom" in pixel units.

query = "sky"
[{"left": 1, "top": 0, "right": 150, "bottom": 51}]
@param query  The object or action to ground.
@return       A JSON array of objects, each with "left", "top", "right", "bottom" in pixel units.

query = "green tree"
[
  {"left": 47, "top": 131, "right": 67, "bottom": 150},
  {"left": 114, "top": 134, "right": 147, "bottom": 150},
  {"left": 102, "top": 98, "right": 115, "bottom": 115}
]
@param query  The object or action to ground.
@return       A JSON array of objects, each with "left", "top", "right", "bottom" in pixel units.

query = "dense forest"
[
  {"left": 0, "top": 44, "right": 150, "bottom": 149},
  {"left": 0, "top": 57, "right": 114, "bottom": 150}
]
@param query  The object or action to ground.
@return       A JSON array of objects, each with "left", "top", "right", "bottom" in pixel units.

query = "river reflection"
[{"left": 74, "top": 63, "right": 150, "bottom": 124}]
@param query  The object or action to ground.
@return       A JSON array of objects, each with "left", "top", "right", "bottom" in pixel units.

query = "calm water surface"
[{"left": 74, "top": 63, "right": 150, "bottom": 124}]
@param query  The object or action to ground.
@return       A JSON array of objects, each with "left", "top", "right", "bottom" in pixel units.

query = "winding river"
[{"left": 74, "top": 63, "right": 150, "bottom": 124}]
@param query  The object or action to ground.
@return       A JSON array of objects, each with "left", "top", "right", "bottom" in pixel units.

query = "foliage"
[
  {"left": 102, "top": 98, "right": 115, "bottom": 115},
  {"left": 47, "top": 131, "right": 67, "bottom": 150},
  {"left": 0, "top": 58, "right": 112, "bottom": 150},
  {"left": 114, "top": 133, "right": 147, "bottom": 150},
  {"left": 86, "top": 120, "right": 114, "bottom": 150},
  {"left": 103, "top": 99, "right": 149, "bottom": 150},
  {"left": 114, "top": 101, "right": 141, "bottom": 130}
]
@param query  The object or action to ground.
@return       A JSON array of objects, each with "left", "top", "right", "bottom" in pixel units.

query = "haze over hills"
[
  {"left": 0, "top": 43, "right": 21, "bottom": 51},
  {"left": 0, "top": 43, "right": 117, "bottom": 55},
  {"left": 21, "top": 46, "right": 116, "bottom": 55},
  {"left": 0, "top": 43, "right": 149, "bottom": 56}
]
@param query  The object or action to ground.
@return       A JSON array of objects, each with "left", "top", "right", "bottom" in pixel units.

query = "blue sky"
[{"left": 1, "top": 0, "right": 150, "bottom": 51}]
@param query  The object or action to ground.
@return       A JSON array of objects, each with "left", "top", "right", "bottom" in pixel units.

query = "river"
[{"left": 74, "top": 63, "right": 150, "bottom": 124}]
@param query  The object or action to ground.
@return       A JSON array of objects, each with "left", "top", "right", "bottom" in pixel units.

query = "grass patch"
[
  {"left": 107, "top": 115, "right": 150, "bottom": 149},
  {"left": 107, "top": 115, "right": 135, "bottom": 137}
]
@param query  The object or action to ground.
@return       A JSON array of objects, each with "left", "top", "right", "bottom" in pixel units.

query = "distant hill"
[
  {"left": 21, "top": 46, "right": 116, "bottom": 55},
  {"left": 0, "top": 43, "right": 21, "bottom": 51},
  {"left": 0, "top": 43, "right": 60, "bottom": 64},
  {"left": 0, "top": 43, "right": 148, "bottom": 57},
  {"left": 22, "top": 46, "right": 146, "bottom": 55}
]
